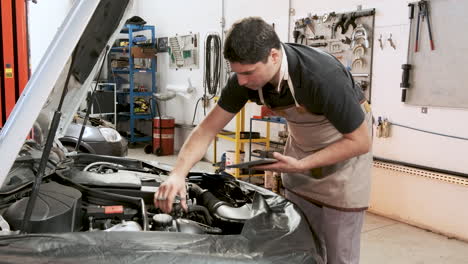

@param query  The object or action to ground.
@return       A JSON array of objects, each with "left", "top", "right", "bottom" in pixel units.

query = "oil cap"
[{"left": 152, "top": 213, "right": 173, "bottom": 228}]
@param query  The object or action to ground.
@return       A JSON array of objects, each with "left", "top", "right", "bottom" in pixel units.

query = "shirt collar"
[{"left": 276, "top": 44, "right": 289, "bottom": 93}]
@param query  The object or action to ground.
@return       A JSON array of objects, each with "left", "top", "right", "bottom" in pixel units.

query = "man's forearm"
[
  {"left": 166, "top": 105, "right": 236, "bottom": 179},
  {"left": 298, "top": 120, "right": 371, "bottom": 171},
  {"left": 298, "top": 136, "right": 370, "bottom": 171},
  {"left": 170, "top": 126, "right": 216, "bottom": 179}
]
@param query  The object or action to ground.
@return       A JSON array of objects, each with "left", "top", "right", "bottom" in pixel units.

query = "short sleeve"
[
  {"left": 217, "top": 75, "right": 249, "bottom": 114},
  {"left": 308, "top": 69, "right": 365, "bottom": 134}
]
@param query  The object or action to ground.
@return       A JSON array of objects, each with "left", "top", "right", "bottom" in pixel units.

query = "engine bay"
[
  {"left": 0, "top": 145, "right": 323, "bottom": 264},
  {"left": 0, "top": 150, "right": 258, "bottom": 235}
]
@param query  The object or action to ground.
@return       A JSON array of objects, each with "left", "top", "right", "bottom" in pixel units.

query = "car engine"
[{"left": 0, "top": 151, "right": 257, "bottom": 235}]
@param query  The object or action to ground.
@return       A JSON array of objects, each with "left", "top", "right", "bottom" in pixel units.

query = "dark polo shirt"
[{"left": 217, "top": 43, "right": 365, "bottom": 134}]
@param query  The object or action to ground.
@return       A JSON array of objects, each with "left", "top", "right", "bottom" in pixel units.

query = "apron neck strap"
[
  {"left": 258, "top": 75, "right": 300, "bottom": 108},
  {"left": 259, "top": 46, "right": 300, "bottom": 108}
]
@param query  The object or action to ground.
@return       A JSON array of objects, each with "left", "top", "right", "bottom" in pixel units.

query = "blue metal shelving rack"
[{"left": 111, "top": 24, "right": 157, "bottom": 143}]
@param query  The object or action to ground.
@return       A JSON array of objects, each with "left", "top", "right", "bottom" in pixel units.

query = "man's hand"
[
  {"left": 253, "top": 152, "right": 307, "bottom": 173},
  {"left": 153, "top": 106, "right": 235, "bottom": 213},
  {"left": 154, "top": 176, "right": 188, "bottom": 213}
]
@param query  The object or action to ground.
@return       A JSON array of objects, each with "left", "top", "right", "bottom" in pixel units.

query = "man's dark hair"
[{"left": 224, "top": 17, "right": 280, "bottom": 64}]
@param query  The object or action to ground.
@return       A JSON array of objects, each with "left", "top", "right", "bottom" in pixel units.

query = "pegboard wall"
[
  {"left": 168, "top": 33, "right": 200, "bottom": 69},
  {"left": 293, "top": 8, "right": 375, "bottom": 101}
]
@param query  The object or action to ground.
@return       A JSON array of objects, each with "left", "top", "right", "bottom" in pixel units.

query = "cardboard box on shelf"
[{"left": 131, "top": 47, "right": 156, "bottom": 58}]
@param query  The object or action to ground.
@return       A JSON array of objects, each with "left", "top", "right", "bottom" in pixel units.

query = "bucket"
[
  {"left": 153, "top": 116, "right": 175, "bottom": 156},
  {"left": 225, "top": 150, "right": 245, "bottom": 174}
]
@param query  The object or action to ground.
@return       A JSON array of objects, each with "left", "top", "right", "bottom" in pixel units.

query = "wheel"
[
  {"left": 144, "top": 144, "right": 153, "bottom": 154},
  {"left": 154, "top": 147, "right": 162, "bottom": 156}
]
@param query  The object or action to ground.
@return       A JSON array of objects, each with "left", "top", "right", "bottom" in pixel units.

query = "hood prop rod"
[
  {"left": 75, "top": 45, "right": 110, "bottom": 151},
  {"left": 20, "top": 48, "right": 78, "bottom": 233}
]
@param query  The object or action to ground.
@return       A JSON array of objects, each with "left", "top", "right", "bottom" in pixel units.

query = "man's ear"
[{"left": 270, "top": 48, "right": 281, "bottom": 64}]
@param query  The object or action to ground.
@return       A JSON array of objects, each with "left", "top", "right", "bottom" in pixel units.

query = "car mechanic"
[{"left": 154, "top": 17, "right": 372, "bottom": 264}]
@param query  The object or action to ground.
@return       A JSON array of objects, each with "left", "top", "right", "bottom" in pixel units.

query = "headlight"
[{"left": 99, "top": 127, "right": 122, "bottom": 142}]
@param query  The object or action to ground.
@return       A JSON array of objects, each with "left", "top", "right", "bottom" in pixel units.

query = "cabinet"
[
  {"left": 213, "top": 106, "right": 270, "bottom": 178},
  {"left": 89, "top": 82, "right": 117, "bottom": 127},
  {"left": 109, "top": 24, "right": 157, "bottom": 143}
]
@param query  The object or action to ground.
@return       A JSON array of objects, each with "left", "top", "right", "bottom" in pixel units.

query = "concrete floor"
[{"left": 127, "top": 148, "right": 468, "bottom": 264}]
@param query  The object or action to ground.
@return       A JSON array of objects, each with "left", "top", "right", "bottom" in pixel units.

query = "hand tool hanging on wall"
[
  {"left": 293, "top": 20, "right": 306, "bottom": 44},
  {"left": 304, "top": 17, "right": 315, "bottom": 36},
  {"left": 350, "top": 24, "right": 369, "bottom": 49},
  {"left": 293, "top": 30, "right": 305, "bottom": 44},
  {"left": 378, "top": 34, "right": 384, "bottom": 49},
  {"left": 309, "top": 42, "right": 328, "bottom": 48},
  {"left": 343, "top": 13, "right": 357, "bottom": 33},
  {"left": 333, "top": 15, "right": 346, "bottom": 35},
  {"left": 400, "top": 3, "right": 415, "bottom": 102},
  {"left": 332, "top": 9, "right": 375, "bottom": 36},
  {"left": 387, "top": 34, "right": 396, "bottom": 49},
  {"left": 415, "top": 0, "right": 435, "bottom": 52}
]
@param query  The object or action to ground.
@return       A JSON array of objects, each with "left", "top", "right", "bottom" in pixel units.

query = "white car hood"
[{"left": 0, "top": 0, "right": 134, "bottom": 187}]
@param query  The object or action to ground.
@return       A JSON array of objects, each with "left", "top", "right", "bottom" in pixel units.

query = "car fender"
[{"left": 59, "top": 137, "right": 96, "bottom": 154}]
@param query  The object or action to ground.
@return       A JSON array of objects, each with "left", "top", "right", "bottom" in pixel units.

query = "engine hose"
[
  {"left": 200, "top": 225, "right": 223, "bottom": 234},
  {"left": 200, "top": 191, "right": 228, "bottom": 213},
  {"left": 189, "top": 184, "right": 251, "bottom": 222},
  {"left": 189, "top": 183, "right": 227, "bottom": 212},
  {"left": 188, "top": 204, "right": 213, "bottom": 226},
  {"left": 189, "top": 183, "right": 204, "bottom": 196}
]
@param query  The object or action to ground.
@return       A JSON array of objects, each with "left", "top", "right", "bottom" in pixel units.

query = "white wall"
[
  {"left": 136, "top": 0, "right": 221, "bottom": 123},
  {"left": 140, "top": 0, "right": 468, "bottom": 174},
  {"left": 136, "top": 0, "right": 290, "bottom": 161},
  {"left": 136, "top": 0, "right": 222, "bottom": 157},
  {"left": 28, "top": 0, "right": 74, "bottom": 72},
  {"left": 291, "top": 0, "right": 468, "bottom": 174},
  {"left": 28, "top": 0, "right": 138, "bottom": 73},
  {"left": 28, "top": 0, "right": 467, "bottom": 174},
  {"left": 222, "top": 0, "right": 290, "bottom": 161},
  {"left": 370, "top": 163, "right": 468, "bottom": 242}
]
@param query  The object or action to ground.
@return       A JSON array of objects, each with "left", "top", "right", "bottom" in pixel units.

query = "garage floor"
[{"left": 127, "top": 148, "right": 468, "bottom": 264}]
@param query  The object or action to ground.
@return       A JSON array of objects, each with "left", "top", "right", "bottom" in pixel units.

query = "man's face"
[{"left": 230, "top": 49, "right": 280, "bottom": 90}]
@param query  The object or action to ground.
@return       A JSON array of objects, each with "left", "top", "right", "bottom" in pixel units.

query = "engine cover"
[{"left": 4, "top": 182, "right": 82, "bottom": 233}]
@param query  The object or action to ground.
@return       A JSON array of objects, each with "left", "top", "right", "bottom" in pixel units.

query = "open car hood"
[{"left": 0, "top": 0, "right": 134, "bottom": 187}]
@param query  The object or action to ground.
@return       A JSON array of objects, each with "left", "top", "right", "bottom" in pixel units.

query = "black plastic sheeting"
[{"left": 0, "top": 191, "right": 325, "bottom": 263}]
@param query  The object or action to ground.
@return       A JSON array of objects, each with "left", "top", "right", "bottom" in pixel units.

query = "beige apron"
[{"left": 258, "top": 77, "right": 372, "bottom": 210}]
